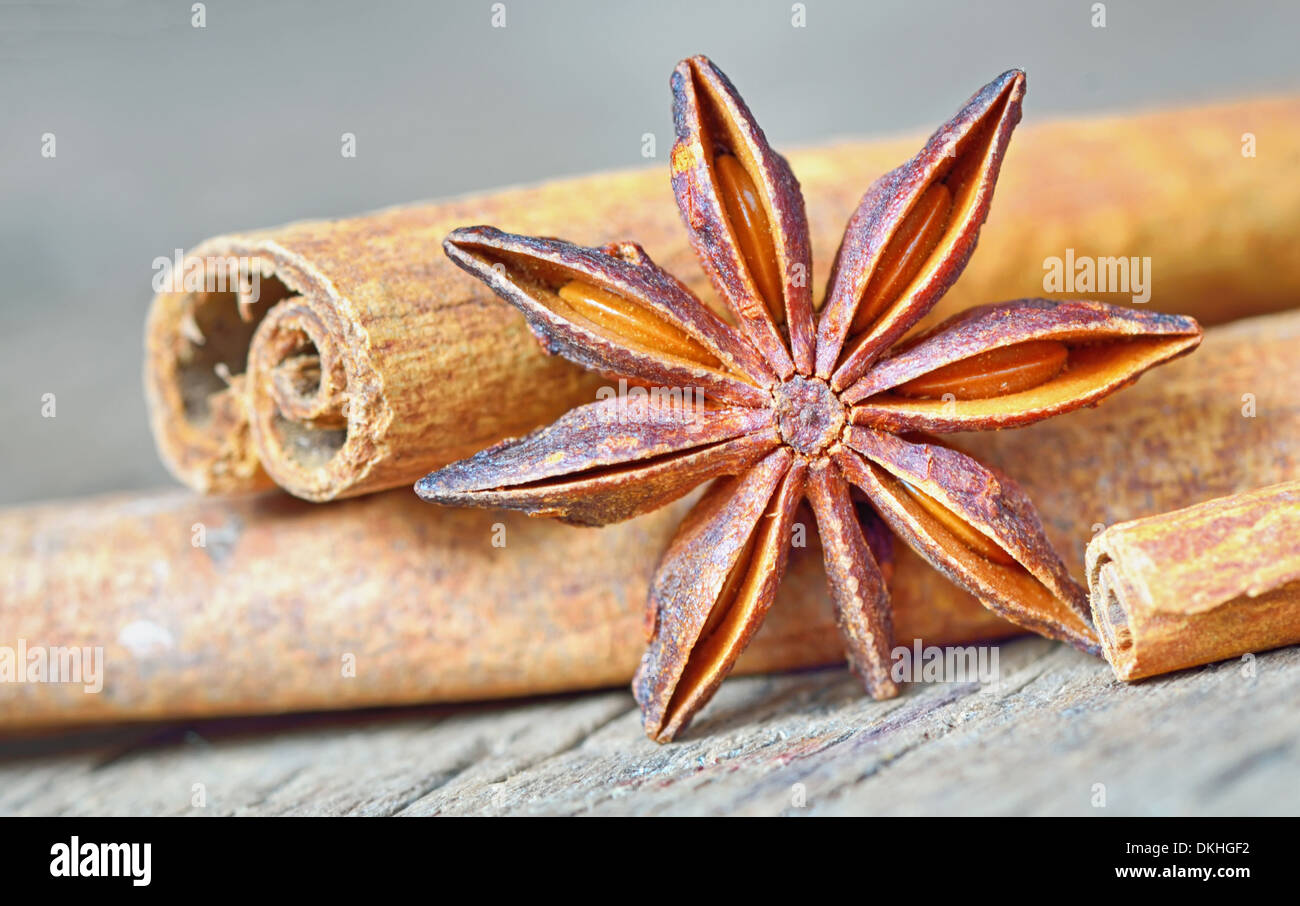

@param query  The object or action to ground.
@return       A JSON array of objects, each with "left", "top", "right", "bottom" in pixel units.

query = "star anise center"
[{"left": 772, "top": 375, "right": 845, "bottom": 456}]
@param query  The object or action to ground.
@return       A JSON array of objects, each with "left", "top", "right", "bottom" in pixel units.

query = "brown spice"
[
  {"left": 1087, "top": 481, "right": 1300, "bottom": 681},
  {"left": 417, "top": 56, "right": 1201, "bottom": 742}
]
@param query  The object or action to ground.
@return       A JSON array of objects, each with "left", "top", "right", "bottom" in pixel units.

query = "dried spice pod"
[
  {"left": 1087, "top": 481, "right": 1300, "bottom": 681},
  {"left": 838, "top": 430, "right": 1095, "bottom": 651},
  {"left": 442, "top": 228, "right": 774, "bottom": 404},
  {"left": 844, "top": 300, "right": 1202, "bottom": 432},
  {"left": 416, "top": 400, "right": 777, "bottom": 526},
  {"left": 420, "top": 56, "right": 1202, "bottom": 742},
  {"left": 817, "top": 70, "right": 1026, "bottom": 387},
  {"left": 671, "top": 55, "right": 815, "bottom": 376},
  {"left": 637, "top": 452, "right": 804, "bottom": 741},
  {"left": 804, "top": 461, "right": 898, "bottom": 699}
]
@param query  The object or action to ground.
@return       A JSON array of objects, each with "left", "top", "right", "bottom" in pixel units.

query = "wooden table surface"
[{"left": 3, "top": 637, "right": 1296, "bottom": 816}]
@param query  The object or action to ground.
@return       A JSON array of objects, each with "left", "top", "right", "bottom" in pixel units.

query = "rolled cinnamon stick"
[
  {"left": 1086, "top": 481, "right": 1300, "bottom": 681},
  {"left": 0, "top": 490, "right": 1009, "bottom": 731},
  {"left": 145, "top": 96, "right": 1300, "bottom": 501},
  {"left": 15, "top": 310, "right": 1300, "bottom": 729}
]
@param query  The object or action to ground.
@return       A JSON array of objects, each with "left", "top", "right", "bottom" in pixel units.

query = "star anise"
[{"left": 416, "top": 56, "right": 1202, "bottom": 742}]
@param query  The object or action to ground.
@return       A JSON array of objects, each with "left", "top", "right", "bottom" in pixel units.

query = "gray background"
[{"left": 2, "top": 0, "right": 1297, "bottom": 506}]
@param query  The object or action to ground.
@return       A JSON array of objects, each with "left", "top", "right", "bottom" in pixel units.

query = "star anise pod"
[{"left": 416, "top": 56, "right": 1202, "bottom": 742}]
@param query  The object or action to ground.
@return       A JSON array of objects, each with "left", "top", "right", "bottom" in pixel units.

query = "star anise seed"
[{"left": 417, "top": 56, "right": 1202, "bottom": 742}]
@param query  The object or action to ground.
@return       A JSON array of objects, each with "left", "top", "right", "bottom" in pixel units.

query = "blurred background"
[{"left": 2, "top": 0, "right": 1298, "bottom": 505}]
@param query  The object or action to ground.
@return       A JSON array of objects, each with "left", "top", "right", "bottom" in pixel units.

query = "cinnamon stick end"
[{"left": 1087, "top": 481, "right": 1300, "bottom": 682}]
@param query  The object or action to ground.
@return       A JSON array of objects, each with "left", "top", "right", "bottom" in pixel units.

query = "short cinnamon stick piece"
[{"left": 1087, "top": 481, "right": 1300, "bottom": 681}]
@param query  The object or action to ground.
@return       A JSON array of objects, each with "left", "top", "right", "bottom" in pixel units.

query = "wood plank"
[{"left": 1, "top": 639, "right": 1296, "bottom": 816}]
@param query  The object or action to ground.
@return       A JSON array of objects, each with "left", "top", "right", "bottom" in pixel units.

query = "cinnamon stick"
[
  {"left": 1086, "top": 481, "right": 1300, "bottom": 681},
  {"left": 145, "top": 96, "right": 1300, "bottom": 501},
  {"left": 13, "top": 310, "right": 1300, "bottom": 730},
  {"left": 0, "top": 490, "right": 1008, "bottom": 731}
]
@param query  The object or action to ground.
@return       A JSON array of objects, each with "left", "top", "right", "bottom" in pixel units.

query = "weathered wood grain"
[{"left": 3, "top": 638, "right": 1295, "bottom": 816}]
